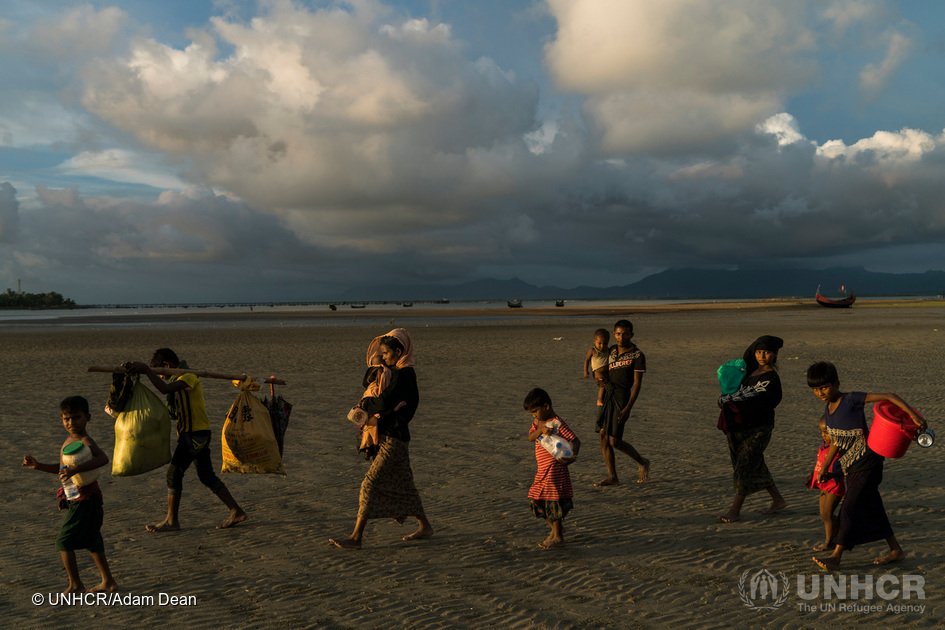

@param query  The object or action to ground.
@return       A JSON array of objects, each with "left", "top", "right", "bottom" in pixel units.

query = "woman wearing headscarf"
[
  {"left": 330, "top": 328, "right": 433, "bottom": 549},
  {"left": 717, "top": 335, "right": 787, "bottom": 523}
]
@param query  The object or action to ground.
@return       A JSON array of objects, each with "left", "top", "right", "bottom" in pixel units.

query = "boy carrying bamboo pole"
[{"left": 127, "top": 348, "right": 247, "bottom": 531}]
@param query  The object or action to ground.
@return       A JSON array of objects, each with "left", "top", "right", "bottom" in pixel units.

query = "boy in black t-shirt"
[{"left": 594, "top": 319, "right": 650, "bottom": 486}]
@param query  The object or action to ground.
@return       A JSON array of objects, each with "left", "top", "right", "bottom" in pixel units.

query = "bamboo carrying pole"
[{"left": 88, "top": 366, "right": 287, "bottom": 386}]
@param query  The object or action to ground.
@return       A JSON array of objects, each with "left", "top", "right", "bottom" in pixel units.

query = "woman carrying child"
[
  {"left": 806, "top": 361, "right": 926, "bottom": 570},
  {"left": 330, "top": 328, "right": 433, "bottom": 549},
  {"left": 717, "top": 335, "right": 787, "bottom": 523}
]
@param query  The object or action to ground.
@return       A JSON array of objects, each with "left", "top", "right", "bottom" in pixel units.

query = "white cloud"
[
  {"left": 524, "top": 120, "right": 558, "bottom": 155},
  {"left": 586, "top": 90, "right": 781, "bottom": 154},
  {"left": 380, "top": 18, "right": 452, "bottom": 44},
  {"left": 80, "top": 0, "right": 541, "bottom": 224},
  {"left": 757, "top": 113, "right": 808, "bottom": 147},
  {"left": 4, "top": 0, "right": 945, "bottom": 301},
  {"left": 58, "top": 149, "right": 189, "bottom": 190},
  {"left": 544, "top": 0, "right": 816, "bottom": 154},
  {"left": 859, "top": 30, "right": 913, "bottom": 96},
  {"left": 0, "top": 100, "right": 92, "bottom": 148},
  {"left": 0, "top": 5, "right": 127, "bottom": 149},
  {"left": 812, "top": 128, "right": 943, "bottom": 189},
  {"left": 816, "top": 128, "right": 937, "bottom": 164},
  {"left": 820, "top": 0, "right": 884, "bottom": 34},
  {"left": 32, "top": 5, "right": 127, "bottom": 60}
]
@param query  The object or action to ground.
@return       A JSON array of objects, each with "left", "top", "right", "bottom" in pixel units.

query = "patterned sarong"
[
  {"left": 727, "top": 426, "right": 774, "bottom": 495},
  {"left": 529, "top": 498, "right": 573, "bottom": 522},
  {"left": 358, "top": 435, "right": 425, "bottom": 520}
]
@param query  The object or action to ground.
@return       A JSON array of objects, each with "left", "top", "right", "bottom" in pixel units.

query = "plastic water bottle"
[
  {"left": 61, "top": 467, "right": 80, "bottom": 501},
  {"left": 539, "top": 433, "right": 573, "bottom": 461},
  {"left": 917, "top": 427, "right": 935, "bottom": 448}
]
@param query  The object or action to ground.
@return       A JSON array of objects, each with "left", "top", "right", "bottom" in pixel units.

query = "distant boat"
[
  {"left": 555, "top": 299, "right": 565, "bottom": 307},
  {"left": 402, "top": 302, "right": 413, "bottom": 307},
  {"left": 815, "top": 285, "right": 856, "bottom": 308},
  {"left": 350, "top": 303, "right": 366, "bottom": 309},
  {"left": 328, "top": 304, "right": 337, "bottom": 311},
  {"left": 507, "top": 298, "right": 523, "bottom": 308},
  {"left": 436, "top": 298, "right": 450, "bottom": 304}
]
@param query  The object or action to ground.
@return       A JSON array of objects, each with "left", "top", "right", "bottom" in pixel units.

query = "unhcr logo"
[
  {"left": 738, "top": 568, "right": 927, "bottom": 614},
  {"left": 738, "top": 568, "right": 790, "bottom": 610}
]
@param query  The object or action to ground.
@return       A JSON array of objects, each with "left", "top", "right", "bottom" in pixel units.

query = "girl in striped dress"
[{"left": 525, "top": 388, "right": 580, "bottom": 550}]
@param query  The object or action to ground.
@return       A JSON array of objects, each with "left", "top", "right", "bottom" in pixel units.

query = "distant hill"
[
  {"left": 340, "top": 267, "right": 945, "bottom": 301},
  {"left": 611, "top": 267, "right": 945, "bottom": 299}
]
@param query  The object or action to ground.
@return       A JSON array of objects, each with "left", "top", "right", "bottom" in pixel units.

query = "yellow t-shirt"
[{"left": 168, "top": 373, "right": 210, "bottom": 434}]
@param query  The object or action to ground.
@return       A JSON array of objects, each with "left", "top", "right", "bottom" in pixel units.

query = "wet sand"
[{"left": 2, "top": 303, "right": 943, "bottom": 627}]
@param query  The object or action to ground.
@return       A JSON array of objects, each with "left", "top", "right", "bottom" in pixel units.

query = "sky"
[{"left": 2, "top": 0, "right": 945, "bottom": 303}]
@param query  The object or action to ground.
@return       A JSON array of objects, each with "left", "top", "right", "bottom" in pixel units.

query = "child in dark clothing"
[{"left": 807, "top": 361, "right": 925, "bottom": 570}]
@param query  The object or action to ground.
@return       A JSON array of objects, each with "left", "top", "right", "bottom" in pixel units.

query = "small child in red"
[
  {"left": 524, "top": 388, "right": 580, "bottom": 550},
  {"left": 808, "top": 417, "right": 844, "bottom": 551}
]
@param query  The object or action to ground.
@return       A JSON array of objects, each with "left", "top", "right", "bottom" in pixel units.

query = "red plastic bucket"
[{"left": 868, "top": 401, "right": 919, "bottom": 458}]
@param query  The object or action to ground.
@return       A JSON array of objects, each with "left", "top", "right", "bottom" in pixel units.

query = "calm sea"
[
  {"left": 2, "top": 296, "right": 939, "bottom": 329},
  {"left": 0, "top": 298, "right": 741, "bottom": 328}
]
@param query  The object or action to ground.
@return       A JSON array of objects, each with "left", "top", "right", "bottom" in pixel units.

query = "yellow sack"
[
  {"left": 221, "top": 379, "right": 285, "bottom": 475},
  {"left": 112, "top": 380, "right": 172, "bottom": 476}
]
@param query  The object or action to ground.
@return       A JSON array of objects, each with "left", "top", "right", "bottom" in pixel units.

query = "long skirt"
[
  {"left": 727, "top": 426, "right": 774, "bottom": 495},
  {"left": 358, "top": 435, "right": 425, "bottom": 520},
  {"left": 835, "top": 461, "right": 892, "bottom": 550}
]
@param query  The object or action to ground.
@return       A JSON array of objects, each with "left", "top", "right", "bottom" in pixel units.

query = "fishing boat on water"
[
  {"left": 555, "top": 299, "right": 565, "bottom": 307},
  {"left": 507, "top": 298, "right": 523, "bottom": 308},
  {"left": 815, "top": 284, "right": 856, "bottom": 308}
]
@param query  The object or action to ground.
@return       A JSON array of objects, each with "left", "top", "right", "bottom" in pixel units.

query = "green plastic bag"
[
  {"left": 717, "top": 358, "right": 747, "bottom": 395},
  {"left": 112, "top": 380, "right": 172, "bottom": 476}
]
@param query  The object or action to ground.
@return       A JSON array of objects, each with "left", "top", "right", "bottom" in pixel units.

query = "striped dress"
[{"left": 528, "top": 417, "right": 576, "bottom": 502}]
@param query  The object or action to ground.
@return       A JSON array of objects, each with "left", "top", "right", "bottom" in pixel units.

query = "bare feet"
[
  {"left": 218, "top": 508, "right": 248, "bottom": 529},
  {"left": 812, "top": 542, "right": 831, "bottom": 552},
  {"left": 145, "top": 519, "right": 180, "bottom": 533},
  {"left": 89, "top": 581, "right": 119, "bottom": 593},
  {"left": 402, "top": 525, "right": 434, "bottom": 542},
  {"left": 593, "top": 478, "right": 619, "bottom": 487},
  {"left": 812, "top": 555, "right": 841, "bottom": 572},
  {"left": 718, "top": 512, "right": 740, "bottom": 524},
  {"left": 760, "top": 499, "right": 787, "bottom": 515},
  {"left": 63, "top": 584, "right": 84, "bottom": 594},
  {"left": 538, "top": 537, "right": 564, "bottom": 550},
  {"left": 328, "top": 537, "right": 362, "bottom": 550},
  {"left": 637, "top": 460, "right": 650, "bottom": 484},
  {"left": 873, "top": 549, "right": 904, "bottom": 565}
]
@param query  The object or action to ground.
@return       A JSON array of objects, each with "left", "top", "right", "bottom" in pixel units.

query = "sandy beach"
[{"left": 2, "top": 302, "right": 943, "bottom": 628}]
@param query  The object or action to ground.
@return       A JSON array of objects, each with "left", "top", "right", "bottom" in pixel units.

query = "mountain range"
[{"left": 341, "top": 267, "right": 945, "bottom": 301}]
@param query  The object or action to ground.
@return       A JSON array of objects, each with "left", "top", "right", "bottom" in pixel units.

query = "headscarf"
[
  {"left": 366, "top": 328, "right": 413, "bottom": 368},
  {"left": 742, "top": 335, "right": 784, "bottom": 374},
  {"left": 362, "top": 328, "right": 414, "bottom": 398},
  {"left": 357, "top": 328, "right": 414, "bottom": 454}
]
